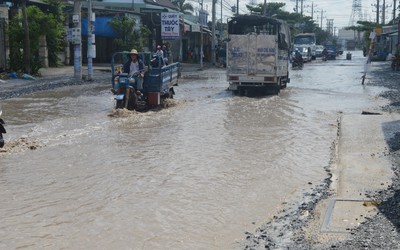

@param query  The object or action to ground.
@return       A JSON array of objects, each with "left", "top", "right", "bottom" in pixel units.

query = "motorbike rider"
[
  {"left": 293, "top": 49, "right": 303, "bottom": 66},
  {"left": 111, "top": 48, "right": 145, "bottom": 94}
]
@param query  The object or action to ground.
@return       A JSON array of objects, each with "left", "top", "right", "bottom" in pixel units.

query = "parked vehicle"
[
  {"left": 293, "top": 33, "right": 317, "bottom": 61},
  {"left": 111, "top": 51, "right": 180, "bottom": 110},
  {"left": 315, "top": 45, "right": 324, "bottom": 57},
  {"left": 0, "top": 105, "right": 6, "bottom": 148},
  {"left": 227, "top": 15, "right": 291, "bottom": 95}
]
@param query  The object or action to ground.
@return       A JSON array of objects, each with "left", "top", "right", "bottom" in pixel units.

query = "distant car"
[
  {"left": 315, "top": 45, "right": 324, "bottom": 57},
  {"left": 324, "top": 44, "right": 337, "bottom": 60}
]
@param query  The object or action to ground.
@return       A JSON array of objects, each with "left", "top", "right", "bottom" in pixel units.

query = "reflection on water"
[{"left": 0, "top": 53, "right": 388, "bottom": 249}]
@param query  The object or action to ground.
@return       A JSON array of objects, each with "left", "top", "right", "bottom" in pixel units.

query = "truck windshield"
[
  {"left": 228, "top": 16, "right": 279, "bottom": 35},
  {"left": 294, "top": 36, "right": 315, "bottom": 45}
]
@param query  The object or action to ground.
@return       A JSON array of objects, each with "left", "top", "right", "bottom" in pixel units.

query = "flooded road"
[{"left": 0, "top": 51, "right": 388, "bottom": 249}]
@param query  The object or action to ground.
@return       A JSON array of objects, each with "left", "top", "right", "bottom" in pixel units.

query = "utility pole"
[
  {"left": 64, "top": 15, "right": 70, "bottom": 66},
  {"left": 311, "top": 2, "right": 314, "bottom": 19},
  {"left": 393, "top": 0, "right": 397, "bottom": 20},
  {"left": 236, "top": 0, "right": 239, "bottom": 15},
  {"left": 263, "top": 0, "right": 267, "bottom": 15},
  {"left": 320, "top": 9, "right": 325, "bottom": 29},
  {"left": 73, "top": 1, "right": 82, "bottom": 80},
  {"left": 22, "top": 0, "right": 31, "bottom": 74},
  {"left": 327, "top": 19, "right": 334, "bottom": 34},
  {"left": 87, "top": 0, "right": 93, "bottom": 80},
  {"left": 199, "top": 0, "right": 204, "bottom": 69},
  {"left": 382, "top": 0, "right": 386, "bottom": 24},
  {"left": 220, "top": 0, "right": 223, "bottom": 38},
  {"left": 375, "top": 0, "right": 380, "bottom": 24},
  {"left": 211, "top": 0, "right": 216, "bottom": 65}
]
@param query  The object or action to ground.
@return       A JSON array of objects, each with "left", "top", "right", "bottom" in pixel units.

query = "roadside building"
[
  {"left": 382, "top": 24, "right": 399, "bottom": 55},
  {"left": 337, "top": 28, "right": 363, "bottom": 51},
  {"left": 0, "top": 0, "right": 213, "bottom": 70}
]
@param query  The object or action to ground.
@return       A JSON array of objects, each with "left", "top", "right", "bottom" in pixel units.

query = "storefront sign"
[{"left": 161, "top": 12, "right": 180, "bottom": 40}]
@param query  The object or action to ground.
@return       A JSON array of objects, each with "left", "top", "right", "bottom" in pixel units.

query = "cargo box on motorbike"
[
  {"left": 143, "top": 64, "right": 180, "bottom": 95},
  {"left": 111, "top": 51, "right": 180, "bottom": 110}
]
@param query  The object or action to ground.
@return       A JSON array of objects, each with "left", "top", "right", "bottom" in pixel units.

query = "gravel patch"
[{"left": 0, "top": 71, "right": 110, "bottom": 100}]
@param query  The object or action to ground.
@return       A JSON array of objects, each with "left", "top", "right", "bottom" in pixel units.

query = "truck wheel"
[
  {"left": 275, "top": 78, "right": 282, "bottom": 93},
  {"left": 279, "top": 78, "right": 287, "bottom": 89}
]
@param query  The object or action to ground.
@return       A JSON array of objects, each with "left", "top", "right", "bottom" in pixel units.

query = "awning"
[
  {"left": 202, "top": 27, "right": 212, "bottom": 35},
  {"left": 184, "top": 19, "right": 201, "bottom": 32}
]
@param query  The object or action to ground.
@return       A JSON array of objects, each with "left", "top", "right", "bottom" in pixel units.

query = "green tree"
[
  {"left": 8, "top": 1, "right": 65, "bottom": 75},
  {"left": 108, "top": 16, "right": 151, "bottom": 52},
  {"left": 245, "top": 2, "right": 329, "bottom": 43},
  {"left": 42, "top": 0, "right": 66, "bottom": 67},
  {"left": 246, "top": 2, "right": 286, "bottom": 16},
  {"left": 172, "top": 0, "right": 194, "bottom": 15}
]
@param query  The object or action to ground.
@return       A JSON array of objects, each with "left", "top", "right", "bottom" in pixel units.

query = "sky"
[{"left": 192, "top": 0, "right": 396, "bottom": 30}]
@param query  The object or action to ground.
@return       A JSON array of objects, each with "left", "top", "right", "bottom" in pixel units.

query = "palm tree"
[{"left": 172, "top": 0, "right": 194, "bottom": 15}]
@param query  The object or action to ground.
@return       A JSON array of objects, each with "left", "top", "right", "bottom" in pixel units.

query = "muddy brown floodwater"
[{"left": 0, "top": 51, "right": 388, "bottom": 249}]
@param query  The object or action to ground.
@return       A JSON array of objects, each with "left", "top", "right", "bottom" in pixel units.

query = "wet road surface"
[{"left": 0, "top": 51, "right": 388, "bottom": 249}]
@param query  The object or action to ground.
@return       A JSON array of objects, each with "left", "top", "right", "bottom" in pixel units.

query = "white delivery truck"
[
  {"left": 293, "top": 33, "right": 317, "bottom": 62},
  {"left": 226, "top": 15, "right": 291, "bottom": 95}
]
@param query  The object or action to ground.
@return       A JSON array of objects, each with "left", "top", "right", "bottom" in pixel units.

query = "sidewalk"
[{"left": 313, "top": 112, "right": 400, "bottom": 238}]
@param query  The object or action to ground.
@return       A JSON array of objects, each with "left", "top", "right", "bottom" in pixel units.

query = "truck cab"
[{"left": 293, "top": 33, "right": 317, "bottom": 62}]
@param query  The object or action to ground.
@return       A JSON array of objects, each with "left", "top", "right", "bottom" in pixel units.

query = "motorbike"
[
  {"left": 113, "top": 72, "right": 144, "bottom": 110},
  {"left": 291, "top": 51, "right": 303, "bottom": 69},
  {"left": 111, "top": 51, "right": 180, "bottom": 111},
  {"left": 292, "top": 59, "right": 303, "bottom": 69},
  {"left": 0, "top": 105, "right": 6, "bottom": 148},
  {"left": 291, "top": 56, "right": 303, "bottom": 69}
]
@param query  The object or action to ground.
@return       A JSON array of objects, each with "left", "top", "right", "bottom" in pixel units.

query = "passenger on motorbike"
[
  {"left": 111, "top": 49, "right": 145, "bottom": 94},
  {"left": 162, "top": 45, "right": 169, "bottom": 65}
]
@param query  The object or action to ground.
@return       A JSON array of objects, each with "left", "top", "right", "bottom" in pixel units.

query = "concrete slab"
[
  {"left": 321, "top": 198, "right": 378, "bottom": 233},
  {"left": 321, "top": 112, "right": 400, "bottom": 235},
  {"left": 335, "top": 113, "right": 396, "bottom": 198}
]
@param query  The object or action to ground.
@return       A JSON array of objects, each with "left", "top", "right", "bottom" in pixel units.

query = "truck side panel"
[{"left": 228, "top": 34, "right": 276, "bottom": 76}]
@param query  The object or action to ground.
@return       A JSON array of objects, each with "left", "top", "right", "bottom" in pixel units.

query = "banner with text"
[{"left": 161, "top": 12, "right": 180, "bottom": 40}]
